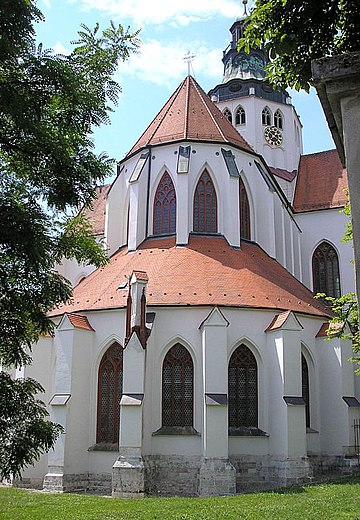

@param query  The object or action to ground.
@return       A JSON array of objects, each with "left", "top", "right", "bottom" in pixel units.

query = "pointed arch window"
[
  {"left": 223, "top": 108, "right": 232, "bottom": 124},
  {"left": 239, "top": 178, "right": 251, "bottom": 240},
  {"left": 262, "top": 106, "right": 271, "bottom": 126},
  {"left": 193, "top": 170, "right": 217, "bottom": 233},
  {"left": 235, "top": 106, "right": 246, "bottom": 126},
  {"left": 228, "top": 345, "right": 258, "bottom": 428},
  {"left": 97, "top": 342, "right": 123, "bottom": 444},
  {"left": 301, "top": 353, "right": 310, "bottom": 428},
  {"left": 162, "top": 343, "right": 193, "bottom": 427},
  {"left": 153, "top": 172, "right": 176, "bottom": 235},
  {"left": 274, "top": 109, "right": 283, "bottom": 130},
  {"left": 312, "top": 242, "right": 341, "bottom": 298}
]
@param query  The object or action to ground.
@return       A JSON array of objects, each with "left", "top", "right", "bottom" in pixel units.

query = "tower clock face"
[{"left": 264, "top": 126, "right": 283, "bottom": 147}]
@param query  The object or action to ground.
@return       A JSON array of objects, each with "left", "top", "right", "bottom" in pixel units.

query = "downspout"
[{"left": 145, "top": 145, "right": 152, "bottom": 238}]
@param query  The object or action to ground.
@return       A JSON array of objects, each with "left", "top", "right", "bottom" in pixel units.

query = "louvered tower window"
[
  {"left": 239, "top": 178, "right": 251, "bottom": 240},
  {"left": 302, "top": 353, "right": 310, "bottom": 428},
  {"left": 262, "top": 106, "right": 271, "bottom": 126},
  {"left": 223, "top": 108, "right": 232, "bottom": 124},
  {"left": 153, "top": 172, "right": 176, "bottom": 235},
  {"left": 228, "top": 345, "right": 258, "bottom": 428},
  {"left": 162, "top": 344, "right": 193, "bottom": 427},
  {"left": 193, "top": 170, "right": 217, "bottom": 233},
  {"left": 274, "top": 109, "right": 283, "bottom": 130},
  {"left": 235, "top": 106, "right": 246, "bottom": 125},
  {"left": 312, "top": 242, "right": 341, "bottom": 298},
  {"left": 97, "top": 342, "right": 123, "bottom": 444}
]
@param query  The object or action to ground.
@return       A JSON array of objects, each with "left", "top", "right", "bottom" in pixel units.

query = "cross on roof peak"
[{"left": 183, "top": 51, "right": 196, "bottom": 77}]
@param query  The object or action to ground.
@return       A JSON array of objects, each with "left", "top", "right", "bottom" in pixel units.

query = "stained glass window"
[
  {"left": 153, "top": 172, "right": 176, "bottom": 235},
  {"left": 228, "top": 345, "right": 258, "bottom": 428},
  {"left": 193, "top": 170, "right": 217, "bottom": 233},
  {"left": 235, "top": 106, "right": 246, "bottom": 125},
  {"left": 262, "top": 106, "right": 271, "bottom": 126},
  {"left": 162, "top": 344, "right": 193, "bottom": 427},
  {"left": 223, "top": 108, "right": 232, "bottom": 124},
  {"left": 274, "top": 109, "right": 283, "bottom": 130},
  {"left": 312, "top": 242, "right": 341, "bottom": 298},
  {"left": 302, "top": 353, "right": 310, "bottom": 428},
  {"left": 96, "top": 342, "right": 123, "bottom": 444},
  {"left": 239, "top": 178, "right": 251, "bottom": 240}
]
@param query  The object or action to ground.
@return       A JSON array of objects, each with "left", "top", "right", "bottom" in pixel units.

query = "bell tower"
[{"left": 208, "top": 1, "right": 303, "bottom": 175}]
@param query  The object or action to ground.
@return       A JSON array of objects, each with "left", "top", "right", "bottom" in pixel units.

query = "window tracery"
[
  {"left": 228, "top": 345, "right": 258, "bottom": 428},
  {"left": 312, "top": 242, "right": 341, "bottom": 298},
  {"left": 162, "top": 344, "right": 193, "bottom": 427},
  {"left": 153, "top": 172, "right": 176, "bottom": 235},
  {"left": 96, "top": 342, "right": 123, "bottom": 444},
  {"left": 193, "top": 170, "right": 217, "bottom": 233}
]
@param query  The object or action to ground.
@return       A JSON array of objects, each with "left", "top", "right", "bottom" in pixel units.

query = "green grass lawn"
[{"left": 0, "top": 479, "right": 360, "bottom": 520}]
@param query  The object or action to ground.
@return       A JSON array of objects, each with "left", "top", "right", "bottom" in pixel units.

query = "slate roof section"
[
  {"left": 293, "top": 150, "right": 348, "bottom": 212},
  {"left": 81, "top": 185, "right": 110, "bottom": 235},
  {"left": 51, "top": 236, "right": 330, "bottom": 319},
  {"left": 126, "top": 76, "right": 253, "bottom": 158}
]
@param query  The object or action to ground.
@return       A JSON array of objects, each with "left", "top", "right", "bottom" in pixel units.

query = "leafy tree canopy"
[
  {"left": 0, "top": 0, "right": 140, "bottom": 480},
  {"left": 240, "top": 0, "right": 360, "bottom": 91}
]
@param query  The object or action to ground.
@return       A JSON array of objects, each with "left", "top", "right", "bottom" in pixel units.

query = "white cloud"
[
  {"left": 78, "top": 0, "right": 240, "bottom": 27},
  {"left": 117, "top": 39, "right": 223, "bottom": 88},
  {"left": 53, "top": 42, "right": 71, "bottom": 55}
]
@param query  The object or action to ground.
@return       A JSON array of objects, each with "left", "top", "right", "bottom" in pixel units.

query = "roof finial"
[
  {"left": 183, "top": 51, "right": 196, "bottom": 77},
  {"left": 242, "top": 0, "right": 248, "bottom": 16}
]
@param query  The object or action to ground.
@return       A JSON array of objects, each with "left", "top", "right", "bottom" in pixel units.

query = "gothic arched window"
[
  {"left": 96, "top": 342, "right": 123, "bottom": 444},
  {"left": 274, "top": 109, "right": 283, "bottom": 130},
  {"left": 162, "top": 344, "right": 193, "bottom": 427},
  {"left": 239, "top": 178, "right": 251, "bottom": 240},
  {"left": 153, "top": 172, "right": 176, "bottom": 235},
  {"left": 193, "top": 170, "right": 217, "bottom": 233},
  {"left": 302, "top": 353, "right": 310, "bottom": 428},
  {"left": 228, "top": 345, "right": 258, "bottom": 428},
  {"left": 223, "top": 108, "right": 232, "bottom": 124},
  {"left": 235, "top": 106, "right": 246, "bottom": 125},
  {"left": 312, "top": 242, "right": 341, "bottom": 298},
  {"left": 262, "top": 106, "right": 271, "bottom": 126}
]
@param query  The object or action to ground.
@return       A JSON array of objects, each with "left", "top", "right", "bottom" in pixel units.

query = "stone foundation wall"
[
  {"left": 230, "top": 455, "right": 311, "bottom": 492},
  {"left": 309, "top": 455, "right": 360, "bottom": 478},
  {"left": 43, "top": 472, "right": 112, "bottom": 495},
  {"left": 144, "top": 455, "right": 201, "bottom": 496}
]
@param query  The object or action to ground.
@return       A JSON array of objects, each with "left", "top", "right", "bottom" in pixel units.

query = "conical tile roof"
[{"left": 126, "top": 76, "right": 253, "bottom": 157}]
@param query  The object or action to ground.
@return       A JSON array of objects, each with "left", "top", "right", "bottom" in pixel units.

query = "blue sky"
[{"left": 35, "top": 0, "right": 335, "bottom": 168}]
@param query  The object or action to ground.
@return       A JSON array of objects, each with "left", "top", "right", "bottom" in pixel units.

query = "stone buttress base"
[{"left": 112, "top": 448, "right": 145, "bottom": 498}]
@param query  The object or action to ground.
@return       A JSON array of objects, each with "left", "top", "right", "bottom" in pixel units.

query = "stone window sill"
[
  {"left": 88, "top": 443, "right": 119, "bottom": 452},
  {"left": 228, "top": 426, "right": 269, "bottom": 437},
  {"left": 152, "top": 426, "right": 200, "bottom": 436}
]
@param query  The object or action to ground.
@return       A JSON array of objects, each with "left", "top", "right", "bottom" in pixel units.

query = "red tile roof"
[
  {"left": 51, "top": 236, "right": 329, "bottom": 319},
  {"left": 265, "top": 311, "right": 292, "bottom": 332},
  {"left": 293, "top": 150, "right": 348, "bottom": 212},
  {"left": 66, "top": 313, "right": 95, "bottom": 331},
  {"left": 270, "top": 167, "right": 297, "bottom": 182},
  {"left": 81, "top": 185, "right": 110, "bottom": 235},
  {"left": 126, "top": 76, "right": 253, "bottom": 157}
]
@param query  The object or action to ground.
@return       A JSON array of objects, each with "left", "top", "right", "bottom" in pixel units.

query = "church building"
[{"left": 21, "top": 11, "right": 359, "bottom": 497}]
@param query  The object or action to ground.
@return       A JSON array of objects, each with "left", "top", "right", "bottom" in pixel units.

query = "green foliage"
[
  {"left": 1, "top": 478, "right": 360, "bottom": 519},
  {"left": 315, "top": 194, "right": 359, "bottom": 373},
  {"left": 0, "top": 373, "right": 63, "bottom": 481},
  {"left": 0, "top": 0, "right": 140, "bottom": 478},
  {"left": 240, "top": 0, "right": 360, "bottom": 91}
]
